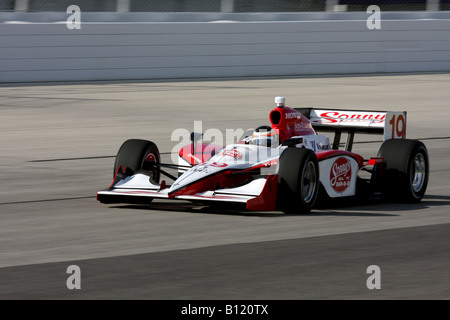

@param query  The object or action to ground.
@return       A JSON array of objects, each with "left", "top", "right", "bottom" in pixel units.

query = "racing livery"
[{"left": 97, "top": 97, "right": 429, "bottom": 213}]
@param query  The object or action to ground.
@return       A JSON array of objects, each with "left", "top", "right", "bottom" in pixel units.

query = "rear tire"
[
  {"left": 113, "top": 139, "right": 160, "bottom": 183},
  {"left": 277, "top": 148, "right": 320, "bottom": 214},
  {"left": 377, "top": 139, "right": 429, "bottom": 202}
]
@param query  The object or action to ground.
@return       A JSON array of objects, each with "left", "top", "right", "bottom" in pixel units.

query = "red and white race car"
[{"left": 97, "top": 97, "right": 429, "bottom": 213}]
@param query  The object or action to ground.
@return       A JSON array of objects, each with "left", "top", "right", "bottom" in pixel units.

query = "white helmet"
[{"left": 248, "top": 126, "right": 278, "bottom": 147}]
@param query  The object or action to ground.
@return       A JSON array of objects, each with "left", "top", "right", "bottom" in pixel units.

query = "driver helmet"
[{"left": 248, "top": 126, "right": 278, "bottom": 147}]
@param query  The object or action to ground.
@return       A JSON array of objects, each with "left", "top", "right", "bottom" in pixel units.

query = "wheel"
[
  {"left": 277, "top": 148, "right": 320, "bottom": 213},
  {"left": 113, "top": 139, "right": 160, "bottom": 183},
  {"left": 377, "top": 139, "right": 429, "bottom": 202}
]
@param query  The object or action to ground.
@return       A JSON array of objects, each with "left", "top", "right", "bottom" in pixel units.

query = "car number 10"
[{"left": 387, "top": 112, "right": 406, "bottom": 139}]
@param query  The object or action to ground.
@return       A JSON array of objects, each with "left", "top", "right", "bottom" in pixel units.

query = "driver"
[{"left": 247, "top": 126, "right": 279, "bottom": 147}]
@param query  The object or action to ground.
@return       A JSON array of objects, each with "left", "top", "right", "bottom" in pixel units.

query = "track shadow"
[
  {"left": 320, "top": 194, "right": 450, "bottom": 210},
  {"left": 109, "top": 193, "right": 450, "bottom": 218},
  {"left": 309, "top": 194, "right": 450, "bottom": 216},
  {"left": 110, "top": 202, "right": 396, "bottom": 217},
  {"left": 110, "top": 201, "right": 283, "bottom": 217}
]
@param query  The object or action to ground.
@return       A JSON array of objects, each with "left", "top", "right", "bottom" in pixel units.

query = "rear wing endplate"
[{"left": 296, "top": 108, "right": 407, "bottom": 151}]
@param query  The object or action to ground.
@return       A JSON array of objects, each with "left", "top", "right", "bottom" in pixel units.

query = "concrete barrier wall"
[{"left": 1, "top": 13, "right": 449, "bottom": 82}]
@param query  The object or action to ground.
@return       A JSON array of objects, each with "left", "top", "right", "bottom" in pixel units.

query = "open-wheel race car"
[{"left": 97, "top": 97, "right": 429, "bottom": 213}]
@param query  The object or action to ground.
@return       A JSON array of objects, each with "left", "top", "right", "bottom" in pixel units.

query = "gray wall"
[{"left": 1, "top": 13, "right": 449, "bottom": 82}]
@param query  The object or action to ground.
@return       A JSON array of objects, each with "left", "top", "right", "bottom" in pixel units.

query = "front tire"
[
  {"left": 277, "top": 148, "right": 320, "bottom": 214},
  {"left": 113, "top": 139, "right": 161, "bottom": 183},
  {"left": 378, "top": 139, "right": 429, "bottom": 202}
]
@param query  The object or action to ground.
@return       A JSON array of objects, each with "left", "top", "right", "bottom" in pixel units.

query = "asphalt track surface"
[{"left": 0, "top": 73, "right": 449, "bottom": 300}]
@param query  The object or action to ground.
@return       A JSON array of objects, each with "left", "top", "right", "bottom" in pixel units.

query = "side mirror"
[
  {"left": 190, "top": 132, "right": 203, "bottom": 155},
  {"left": 190, "top": 132, "right": 203, "bottom": 143}
]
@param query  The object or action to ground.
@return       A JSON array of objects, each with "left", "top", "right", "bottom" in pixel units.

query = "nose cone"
[
  {"left": 169, "top": 162, "right": 225, "bottom": 194},
  {"left": 169, "top": 144, "right": 280, "bottom": 194},
  {"left": 211, "top": 144, "right": 278, "bottom": 166}
]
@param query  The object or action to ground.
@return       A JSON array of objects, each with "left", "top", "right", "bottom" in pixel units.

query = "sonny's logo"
[{"left": 330, "top": 157, "right": 352, "bottom": 193}]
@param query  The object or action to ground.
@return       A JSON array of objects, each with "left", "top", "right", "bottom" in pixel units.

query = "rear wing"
[{"left": 295, "top": 108, "right": 407, "bottom": 151}]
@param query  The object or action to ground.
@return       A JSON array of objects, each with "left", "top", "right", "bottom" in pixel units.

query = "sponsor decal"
[
  {"left": 219, "top": 149, "right": 243, "bottom": 160},
  {"left": 210, "top": 162, "right": 228, "bottom": 168},
  {"left": 330, "top": 157, "right": 352, "bottom": 192},
  {"left": 187, "top": 153, "right": 202, "bottom": 163},
  {"left": 318, "top": 111, "right": 385, "bottom": 124},
  {"left": 317, "top": 143, "right": 330, "bottom": 151},
  {"left": 294, "top": 122, "right": 312, "bottom": 130},
  {"left": 285, "top": 112, "right": 300, "bottom": 119},
  {"left": 296, "top": 122, "right": 310, "bottom": 128}
]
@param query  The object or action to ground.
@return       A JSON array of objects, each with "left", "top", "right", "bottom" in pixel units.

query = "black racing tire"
[
  {"left": 113, "top": 139, "right": 160, "bottom": 183},
  {"left": 377, "top": 139, "right": 429, "bottom": 203},
  {"left": 277, "top": 148, "right": 320, "bottom": 214}
]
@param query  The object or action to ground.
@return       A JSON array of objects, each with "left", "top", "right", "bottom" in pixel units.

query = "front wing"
[{"left": 97, "top": 173, "right": 278, "bottom": 211}]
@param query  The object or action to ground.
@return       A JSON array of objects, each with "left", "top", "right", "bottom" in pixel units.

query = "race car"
[{"left": 97, "top": 96, "right": 429, "bottom": 213}]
